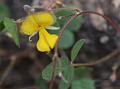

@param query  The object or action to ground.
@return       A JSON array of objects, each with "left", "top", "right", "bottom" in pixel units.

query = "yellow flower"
[{"left": 20, "top": 12, "right": 58, "bottom": 52}]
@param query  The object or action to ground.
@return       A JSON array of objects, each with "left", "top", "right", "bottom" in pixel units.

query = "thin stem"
[
  {"left": 54, "top": 10, "right": 120, "bottom": 55},
  {"left": 79, "top": 11, "right": 120, "bottom": 32},
  {"left": 54, "top": 13, "right": 79, "bottom": 55},
  {"left": 72, "top": 48, "right": 119, "bottom": 67},
  {"left": 49, "top": 54, "right": 58, "bottom": 89},
  {"left": 0, "top": 57, "right": 16, "bottom": 86}
]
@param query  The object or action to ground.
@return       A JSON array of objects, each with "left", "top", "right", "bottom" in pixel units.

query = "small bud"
[
  {"left": 24, "top": 5, "right": 31, "bottom": 11},
  {"left": 23, "top": 5, "right": 35, "bottom": 14}
]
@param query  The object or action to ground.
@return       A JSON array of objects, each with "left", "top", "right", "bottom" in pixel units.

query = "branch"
[
  {"left": 79, "top": 11, "right": 120, "bottom": 32},
  {"left": 0, "top": 56, "right": 17, "bottom": 86},
  {"left": 72, "top": 48, "right": 119, "bottom": 67},
  {"left": 49, "top": 54, "right": 58, "bottom": 89},
  {"left": 0, "top": 48, "right": 36, "bottom": 86},
  {"left": 54, "top": 13, "right": 79, "bottom": 55},
  {"left": 54, "top": 10, "right": 120, "bottom": 56}
]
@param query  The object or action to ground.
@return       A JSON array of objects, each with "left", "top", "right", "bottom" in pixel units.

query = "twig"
[
  {"left": 49, "top": 54, "right": 58, "bottom": 89},
  {"left": 54, "top": 13, "right": 79, "bottom": 55},
  {"left": 78, "top": 11, "right": 120, "bottom": 32},
  {"left": 0, "top": 48, "right": 36, "bottom": 86},
  {"left": 0, "top": 56, "right": 17, "bottom": 86},
  {"left": 54, "top": 10, "right": 120, "bottom": 56},
  {"left": 72, "top": 48, "right": 119, "bottom": 67}
]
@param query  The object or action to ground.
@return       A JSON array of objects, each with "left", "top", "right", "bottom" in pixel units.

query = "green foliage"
[
  {"left": 0, "top": 21, "right": 4, "bottom": 31},
  {"left": 58, "top": 59, "right": 94, "bottom": 89},
  {"left": 42, "top": 56, "right": 70, "bottom": 81},
  {"left": 58, "top": 65, "right": 74, "bottom": 89},
  {"left": 3, "top": 17, "right": 20, "bottom": 47},
  {"left": 55, "top": 6, "right": 83, "bottom": 32},
  {"left": 55, "top": 5, "right": 83, "bottom": 49},
  {"left": 36, "top": 74, "right": 48, "bottom": 89},
  {"left": 71, "top": 39, "right": 85, "bottom": 61},
  {"left": 58, "top": 57, "right": 74, "bottom": 89},
  {"left": 59, "top": 30, "right": 75, "bottom": 49},
  {"left": 74, "top": 67, "right": 93, "bottom": 78},
  {"left": 59, "top": 80, "right": 70, "bottom": 89},
  {"left": 0, "top": 17, "right": 20, "bottom": 47},
  {"left": 42, "top": 62, "right": 59, "bottom": 81},
  {"left": 62, "top": 64, "right": 74, "bottom": 82},
  {"left": 60, "top": 56, "right": 69, "bottom": 69},
  {"left": 73, "top": 67, "right": 95, "bottom": 89},
  {"left": 0, "top": 4, "right": 10, "bottom": 21},
  {"left": 71, "top": 78, "right": 95, "bottom": 89},
  {"left": 42, "top": 57, "right": 95, "bottom": 89}
]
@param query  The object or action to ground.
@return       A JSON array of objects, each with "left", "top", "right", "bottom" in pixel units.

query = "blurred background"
[{"left": 0, "top": 0, "right": 120, "bottom": 89}]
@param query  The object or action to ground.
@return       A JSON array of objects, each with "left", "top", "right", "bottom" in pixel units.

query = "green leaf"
[
  {"left": 0, "top": 21, "right": 4, "bottom": 32},
  {"left": 42, "top": 62, "right": 59, "bottom": 81},
  {"left": 59, "top": 80, "right": 70, "bottom": 89},
  {"left": 60, "top": 57, "right": 74, "bottom": 82},
  {"left": 3, "top": 17, "right": 20, "bottom": 47},
  {"left": 72, "top": 78, "right": 95, "bottom": 89},
  {"left": 60, "top": 69, "right": 74, "bottom": 88},
  {"left": 55, "top": 7, "right": 83, "bottom": 32},
  {"left": 58, "top": 57, "right": 74, "bottom": 89},
  {"left": 42, "top": 57, "right": 69, "bottom": 81},
  {"left": 36, "top": 74, "right": 48, "bottom": 89},
  {"left": 42, "top": 57, "right": 74, "bottom": 89},
  {"left": 59, "top": 30, "right": 75, "bottom": 49},
  {"left": 75, "top": 67, "right": 93, "bottom": 78},
  {"left": 62, "top": 63, "right": 74, "bottom": 82},
  {"left": 60, "top": 56, "right": 69, "bottom": 69},
  {"left": 71, "top": 39, "right": 85, "bottom": 61}
]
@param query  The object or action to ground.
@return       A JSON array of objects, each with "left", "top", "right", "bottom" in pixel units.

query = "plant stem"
[
  {"left": 49, "top": 54, "right": 58, "bottom": 89},
  {"left": 54, "top": 10, "right": 120, "bottom": 55},
  {"left": 72, "top": 48, "right": 119, "bottom": 67},
  {"left": 0, "top": 57, "right": 16, "bottom": 86},
  {"left": 54, "top": 13, "right": 79, "bottom": 55},
  {"left": 79, "top": 11, "right": 120, "bottom": 32}
]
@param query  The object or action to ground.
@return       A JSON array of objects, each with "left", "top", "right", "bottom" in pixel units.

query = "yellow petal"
[
  {"left": 41, "top": 28, "right": 58, "bottom": 49},
  {"left": 20, "top": 15, "right": 39, "bottom": 35},
  {"left": 33, "top": 12, "right": 55, "bottom": 27},
  {"left": 37, "top": 31, "right": 50, "bottom": 52},
  {"left": 36, "top": 28, "right": 58, "bottom": 52}
]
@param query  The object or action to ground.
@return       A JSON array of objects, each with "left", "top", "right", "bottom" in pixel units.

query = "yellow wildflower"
[{"left": 20, "top": 12, "right": 58, "bottom": 52}]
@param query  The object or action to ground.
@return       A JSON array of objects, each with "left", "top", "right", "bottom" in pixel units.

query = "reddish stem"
[
  {"left": 54, "top": 14, "right": 78, "bottom": 55},
  {"left": 54, "top": 11, "right": 120, "bottom": 55},
  {"left": 80, "top": 11, "right": 120, "bottom": 32}
]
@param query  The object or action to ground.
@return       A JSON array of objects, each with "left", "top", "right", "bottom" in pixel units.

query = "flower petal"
[
  {"left": 37, "top": 31, "right": 50, "bottom": 52},
  {"left": 20, "top": 15, "right": 39, "bottom": 35},
  {"left": 40, "top": 28, "right": 58, "bottom": 49},
  {"left": 33, "top": 12, "right": 55, "bottom": 27},
  {"left": 36, "top": 28, "right": 58, "bottom": 52}
]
